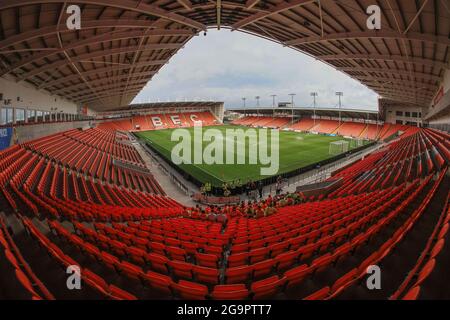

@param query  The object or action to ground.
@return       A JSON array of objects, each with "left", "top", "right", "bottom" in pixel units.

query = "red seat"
[
  {"left": 269, "top": 242, "right": 289, "bottom": 258},
  {"left": 126, "top": 246, "right": 146, "bottom": 266},
  {"left": 132, "top": 237, "right": 149, "bottom": 251},
  {"left": 15, "top": 269, "right": 39, "bottom": 297},
  {"left": 253, "top": 259, "right": 275, "bottom": 279},
  {"left": 225, "top": 266, "right": 252, "bottom": 284},
  {"left": 357, "top": 251, "right": 381, "bottom": 276},
  {"left": 402, "top": 286, "right": 420, "bottom": 300},
  {"left": 169, "top": 260, "right": 193, "bottom": 280},
  {"left": 172, "top": 280, "right": 208, "bottom": 300},
  {"left": 83, "top": 269, "right": 109, "bottom": 296},
  {"left": 330, "top": 268, "right": 357, "bottom": 297},
  {"left": 228, "top": 252, "right": 248, "bottom": 268},
  {"left": 69, "top": 234, "right": 84, "bottom": 250},
  {"left": 430, "top": 239, "right": 444, "bottom": 259},
  {"left": 415, "top": 259, "right": 435, "bottom": 286},
  {"left": 109, "top": 285, "right": 137, "bottom": 300},
  {"left": 289, "top": 235, "right": 307, "bottom": 250},
  {"left": 165, "top": 237, "right": 181, "bottom": 247},
  {"left": 5, "top": 249, "right": 19, "bottom": 268},
  {"left": 117, "top": 232, "right": 133, "bottom": 246},
  {"left": 275, "top": 251, "right": 298, "bottom": 271},
  {"left": 204, "top": 246, "right": 222, "bottom": 256},
  {"left": 165, "top": 246, "right": 186, "bottom": 261},
  {"left": 118, "top": 261, "right": 143, "bottom": 281},
  {"left": 196, "top": 252, "right": 219, "bottom": 268},
  {"left": 249, "top": 239, "right": 266, "bottom": 250},
  {"left": 284, "top": 264, "right": 311, "bottom": 289},
  {"left": 311, "top": 253, "right": 334, "bottom": 274},
  {"left": 193, "top": 265, "right": 220, "bottom": 285},
  {"left": 211, "top": 284, "right": 249, "bottom": 300},
  {"left": 334, "top": 242, "right": 353, "bottom": 265},
  {"left": 96, "top": 234, "right": 111, "bottom": 251},
  {"left": 149, "top": 242, "right": 165, "bottom": 255},
  {"left": 136, "top": 230, "right": 150, "bottom": 239},
  {"left": 147, "top": 253, "right": 169, "bottom": 274},
  {"left": 141, "top": 271, "right": 173, "bottom": 295},
  {"left": 60, "top": 254, "right": 79, "bottom": 269},
  {"left": 110, "top": 240, "right": 127, "bottom": 257},
  {"left": 303, "top": 286, "right": 330, "bottom": 300},
  {"left": 231, "top": 243, "right": 249, "bottom": 253},
  {"left": 182, "top": 242, "right": 199, "bottom": 254},
  {"left": 100, "top": 252, "right": 119, "bottom": 272},
  {"left": 249, "top": 248, "right": 269, "bottom": 263},
  {"left": 251, "top": 275, "right": 285, "bottom": 299},
  {"left": 297, "top": 243, "right": 317, "bottom": 261},
  {"left": 83, "top": 242, "right": 101, "bottom": 261},
  {"left": 438, "top": 223, "right": 448, "bottom": 239}
]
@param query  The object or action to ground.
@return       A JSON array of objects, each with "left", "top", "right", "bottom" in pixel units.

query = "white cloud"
[{"left": 134, "top": 29, "right": 378, "bottom": 110}]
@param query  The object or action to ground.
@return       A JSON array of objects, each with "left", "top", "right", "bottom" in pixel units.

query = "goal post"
[
  {"left": 329, "top": 140, "right": 349, "bottom": 155},
  {"left": 349, "top": 138, "right": 364, "bottom": 149}
]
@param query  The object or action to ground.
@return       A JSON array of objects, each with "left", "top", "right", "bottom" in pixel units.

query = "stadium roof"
[
  {"left": 229, "top": 106, "right": 380, "bottom": 120},
  {"left": 0, "top": 1, "right": 448, "bottom": 111}
]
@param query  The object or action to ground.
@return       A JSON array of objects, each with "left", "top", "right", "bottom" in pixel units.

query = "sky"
[{"left": 133, "top": 28, "right": 379, "bottom": 111}]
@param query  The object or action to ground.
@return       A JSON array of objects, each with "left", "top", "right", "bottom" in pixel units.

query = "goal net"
[
  {"left": 349, "top": 138, "right": 364, "bottom": 149},
  {"left": 329, "top": 140, "right": 349, "bottom": 155}
]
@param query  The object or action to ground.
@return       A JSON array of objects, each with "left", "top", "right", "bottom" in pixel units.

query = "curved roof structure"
[{"left": 0, "top": 0, "right": 448, "bottom": 111}]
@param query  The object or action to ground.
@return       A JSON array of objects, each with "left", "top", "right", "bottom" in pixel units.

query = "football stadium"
[{"left": 0, "top": 0, "right": 449, "bottom": 305}]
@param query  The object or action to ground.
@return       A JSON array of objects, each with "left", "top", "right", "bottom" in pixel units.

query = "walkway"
[{"left": 132, "top": 141, "right": 197, "bottom": 207}]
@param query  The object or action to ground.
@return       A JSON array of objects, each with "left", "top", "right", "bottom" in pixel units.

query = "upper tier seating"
[{"left": 98, "top": 111, "right": 218, "bottom": 132}]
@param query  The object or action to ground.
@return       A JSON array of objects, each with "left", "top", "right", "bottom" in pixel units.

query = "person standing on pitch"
[{"left": 257, "top": 181, "right": 264, "bottom": 199}]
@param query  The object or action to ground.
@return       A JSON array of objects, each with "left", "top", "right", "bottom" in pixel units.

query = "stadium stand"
[
  {"left": 335, "top": 122, "right": 367, "bottom": 138},
  {"left": 232, "top": 116, "right": 419, "bottom": 141},
  {"left": 98, "top": 111, "right": 218, "bottom": 132},
  {"left": 363, "top": 124, "right": 383, "bottom": 140},
  {"left": 288, "top": 118, "right": 318, "bottom": 131},
  {"left": 379, "top": 124, "right": 411, "bottom": 140},
  {"left": 232, "top": 116, "right": 258, "bottom": 126},
  {"left": 1, "top": 124, "right": 449, "bottom": 300},
  {"left": 232, "top": 116, "right": 291, "bottom": 128},
  {"left": 306, "top": 120, "right": 340, "bottom": 134},
  {"left": 264, "top": 117, "right": 291, "bottom": 128}
]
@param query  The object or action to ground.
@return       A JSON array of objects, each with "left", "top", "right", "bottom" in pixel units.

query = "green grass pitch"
[{"left": 136, "top": 125, "right": 358, "bottom": 187}]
